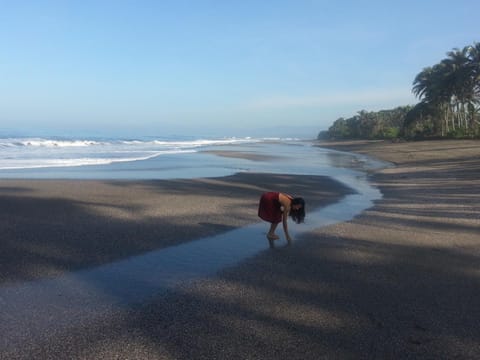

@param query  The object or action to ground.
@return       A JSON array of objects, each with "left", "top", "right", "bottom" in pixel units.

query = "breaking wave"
[{"left": 0, "top": 136, "right": 260, "bottom": 170}]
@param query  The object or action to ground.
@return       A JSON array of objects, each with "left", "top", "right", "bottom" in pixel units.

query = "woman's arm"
[
  {"left": 282, "top": 209, "right": 292, "bottom": 244},
  {"left": 278, "top": 193, "right": 293, "bottom": 244}
]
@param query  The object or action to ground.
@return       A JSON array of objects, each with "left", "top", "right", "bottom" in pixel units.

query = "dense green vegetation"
[{"left": 319, "top": 42, "right": 480, "bottom": 140}]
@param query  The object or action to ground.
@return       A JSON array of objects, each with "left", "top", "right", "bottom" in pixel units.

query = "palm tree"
[
  {"left": 412, "top": 67, "right": 433, "bottom": 100},
  {"left": 413, "top": 63, "right": 452, "bottom": 135},
  {"left": 445, "top": 46, "right": 480, "bottom": 130},
  {"left": 466, "top": 42, "right": 480, "bottom": 98},
  {"left": 412, "top": 42, "right": 480, "bottom": 137},
  {"left": 466, "top": 43, "right": 480, "bottom": 127}
]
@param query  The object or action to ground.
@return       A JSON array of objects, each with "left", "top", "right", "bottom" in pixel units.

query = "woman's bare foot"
[
  {"left": 267, "top": 233, "right": 279, "bottom": 248},
  {"left": 268, "top": 237, "right": 274, "bottom": 248}
]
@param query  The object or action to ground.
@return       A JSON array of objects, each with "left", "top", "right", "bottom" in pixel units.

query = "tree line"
[{"left": 319, "top": 42, "right": 480, "bottom": 140}]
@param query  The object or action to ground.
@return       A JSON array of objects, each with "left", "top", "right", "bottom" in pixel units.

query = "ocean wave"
[
  {"left": 0, "top": 149, "right": 197, "bottom": 170},
  {"left": 0, "top": 138, "right": 105, "bottom": 148},
  {"left": 122, "top": 137, "right": 258, "bottom": 148},
  {"left": 0, "top": 135, "right": 266, "bottom": 171},
  {"left": 0, "top": 136, "right": 259, "bottom": 149}
]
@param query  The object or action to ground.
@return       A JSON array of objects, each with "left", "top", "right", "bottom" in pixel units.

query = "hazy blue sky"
[{"left": 0, "top": 0, "right": 478, "bottom": 138}]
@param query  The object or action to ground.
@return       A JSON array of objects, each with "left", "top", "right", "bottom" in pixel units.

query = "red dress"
[{"left": 258, "top": 192, "right": 283, "bottom": 223}]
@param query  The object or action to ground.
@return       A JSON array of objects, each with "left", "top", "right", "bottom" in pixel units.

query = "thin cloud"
[{"left": 247, "top": 88, "right": 416, "bottom": 110}]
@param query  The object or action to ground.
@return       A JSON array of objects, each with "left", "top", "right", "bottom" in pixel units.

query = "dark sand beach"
[
  {"left": 0, "top": 173, "right": 350, "bottom": 285},
  {"left": 2, "top": 140, "right": 479, "bottom": 359}
]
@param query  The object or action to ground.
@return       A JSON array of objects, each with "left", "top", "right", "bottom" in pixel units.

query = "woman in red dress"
[{"left": 258, "top": 192, "right": 305, "bottom": 247}]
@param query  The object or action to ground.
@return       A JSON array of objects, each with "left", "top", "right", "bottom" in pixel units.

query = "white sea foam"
[
  {"left": 0, "top": 136, "right": 260, "bottom": 170},
  {"left": 0, "top": 137, "right": 257, "bottom": 149},
  {"left": 0, "top": 138, "right": 104, "bottom": 148},
  {"left": 0, "top": 150, "right": 198, "bottom": 170}
]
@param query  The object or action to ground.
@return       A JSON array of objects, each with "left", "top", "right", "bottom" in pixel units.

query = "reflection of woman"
[{"left": 258, "top": 192, "right": 305, "bottom": 247}]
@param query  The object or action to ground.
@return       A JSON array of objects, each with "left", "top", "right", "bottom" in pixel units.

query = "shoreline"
[
  {"left": 3, "top": 139, "right": 479, "bottom": 359},
  {"left": 201, "top": 149, "right": 283, "bottom": 161}
]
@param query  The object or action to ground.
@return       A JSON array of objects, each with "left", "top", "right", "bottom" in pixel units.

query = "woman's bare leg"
[
  {"left": 267, "top": 222, "right": 280, "bottom": 247},
  {"left": 267, "top": 222, "right": 279, "bottom": 237}
]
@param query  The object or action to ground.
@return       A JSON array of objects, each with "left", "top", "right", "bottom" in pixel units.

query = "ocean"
[
  {"left": 0, "top": 135, "right": 259, "bottom": 178},
  {"left": 0, "top": 134, "right": 386, "bottom": 180}
]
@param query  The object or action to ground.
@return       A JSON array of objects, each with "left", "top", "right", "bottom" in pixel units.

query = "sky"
[{"left": 0, "top": 0, "right": 479, "bottom": 139}]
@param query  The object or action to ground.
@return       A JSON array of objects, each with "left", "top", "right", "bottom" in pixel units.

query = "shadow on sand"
[{"left": 2, "top": 158, "right": 479, "bottom": 359}]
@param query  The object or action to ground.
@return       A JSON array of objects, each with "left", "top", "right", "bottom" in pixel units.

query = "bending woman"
[{"left": 257, "top": 192, "right": 305, "bottom": 247}]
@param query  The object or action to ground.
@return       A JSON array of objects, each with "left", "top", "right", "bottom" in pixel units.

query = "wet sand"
[
  {"left": 202, "top": 149, "right": 283, "bottom": 161},
  {"left": 2, "top": 140, "right": 480, "bottom": 359},
  {"left": 0, "top": 173, "right": 350, "bottom": 285}
]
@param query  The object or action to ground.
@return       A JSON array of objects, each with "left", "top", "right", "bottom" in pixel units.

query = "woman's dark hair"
[{"left": 289, "top": 197, "right": 305, "bottom": 224}]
